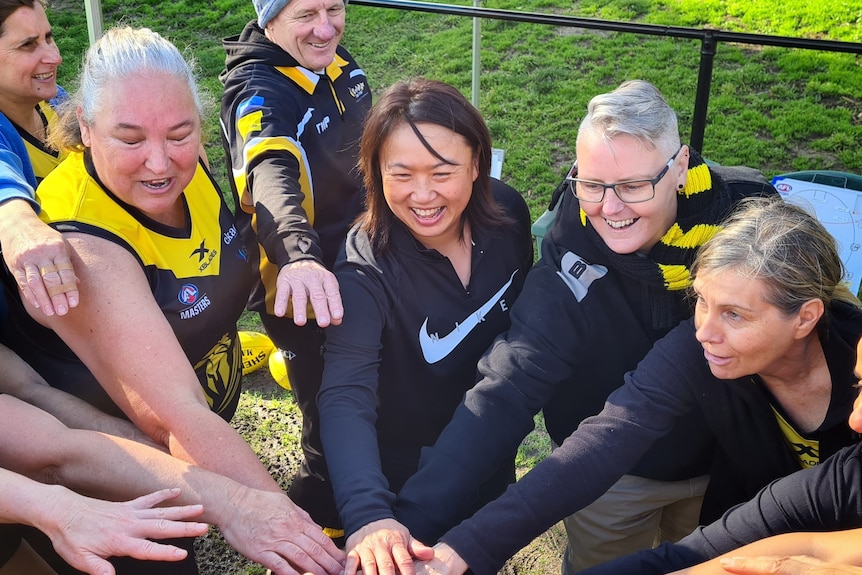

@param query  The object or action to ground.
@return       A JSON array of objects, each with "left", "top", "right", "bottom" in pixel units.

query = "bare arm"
[
  {"left": 0, "top": 469, "right": 207, "bottom": 575},
  {"left": 671, "top": 530, "right": 862, "bottom": 575},
  {"left": 23, "top": 233, "right": 280, "bottom": 492},
  {"left": 0, "top": 198, "right": 78, "bottom": 316},
  {"left": 0, "top": 394, "right": 344, "bottom": 575},
  {"left": 0, "top": 343, "right": 161, "bottom": 447}
]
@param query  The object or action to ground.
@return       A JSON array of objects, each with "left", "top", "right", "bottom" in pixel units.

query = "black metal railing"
[{"left": 351, "top": 0, "right": 862, "bottom": 152}]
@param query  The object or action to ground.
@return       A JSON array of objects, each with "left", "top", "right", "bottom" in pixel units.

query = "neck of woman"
[
  {"left": 0, "top": 99, "right": 45, "bottom": 142},
  {"left": 759, "top": 333, "right": 831, "bottom": 433},
  {"left": 425, "top": 222, "right": 473, "bottom": 289}
]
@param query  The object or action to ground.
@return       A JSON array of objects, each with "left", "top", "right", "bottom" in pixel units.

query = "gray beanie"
[{"left": 253, "top": 0, "right": 291, "bottom": 27}]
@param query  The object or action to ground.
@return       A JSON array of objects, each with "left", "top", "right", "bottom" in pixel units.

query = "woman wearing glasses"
[
  {"left": 391, "top": 79, "right": 779, "bottom": 575},
  {"left": 415, "top": 198, "right": 862, "bottom": 575}
]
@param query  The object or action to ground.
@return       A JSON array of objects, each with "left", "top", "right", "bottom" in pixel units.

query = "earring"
[{"left": 678, "top": 184, "right": 684, "bottom": 190}]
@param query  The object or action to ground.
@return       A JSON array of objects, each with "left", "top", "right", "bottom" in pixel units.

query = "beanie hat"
[{"left": 253, "top": 0, "right": 291, "bottom": 28}]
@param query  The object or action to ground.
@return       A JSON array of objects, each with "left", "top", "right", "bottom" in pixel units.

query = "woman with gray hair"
[
  {"left": 414, "top": 197, "right": 862, "bottom": 575},
  {"left": 393, "top": 79, "right": 776, "bottom": 575},
  {"left": 2, "top": 26, "right": 343, "bottom": 575}
]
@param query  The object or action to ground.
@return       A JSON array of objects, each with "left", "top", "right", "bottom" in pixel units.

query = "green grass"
[
  {"left": 44, "top": 1, "right": 860, "bottom": 571},
  {"left": 49, "top": 0, "right": 861, "bottom": 221}
]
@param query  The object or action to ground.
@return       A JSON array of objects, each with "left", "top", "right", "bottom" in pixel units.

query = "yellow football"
[
  {"left": 239, "top": 331, "right": 275, "bottom": 376},
  {"left": 268, "top": 348, "right": 292, "bottom": 390}
]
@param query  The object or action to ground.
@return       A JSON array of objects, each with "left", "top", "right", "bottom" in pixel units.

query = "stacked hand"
[
  {"left": 274, "top": 261, "right": 343, "bottom": 327},
  {"left": 344, "top": 519, "right": 434, "bottom": 575},
  {"left": 217, "top": 486, "right": 345, "bottom": 575}
]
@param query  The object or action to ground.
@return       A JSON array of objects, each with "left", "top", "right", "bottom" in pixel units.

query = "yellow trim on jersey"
[
  {"left": 275, "top": 65, "right": 319, "bottom": 93},
  {"left": 23, "top": 102, "right": 65, "bottom": 182},
  {"left": 232, "top": 135, "right": 315, "bottom": 224},
  {"left": 37, "top": 152, "right": 223, "bottom": 277}
]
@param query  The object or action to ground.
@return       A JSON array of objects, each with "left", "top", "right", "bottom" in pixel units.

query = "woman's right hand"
[
  {"left": 216, "top": 486, "right": 345, "bottom": 575},
  {"left": 41, "top": 487, "right": 208, "bottom": 575},
  {"left": 0, "top": 199, "right": 78, "bottom": 316},
  {"left": 345, "top": 518, "right": 434, "bottom": 575}
]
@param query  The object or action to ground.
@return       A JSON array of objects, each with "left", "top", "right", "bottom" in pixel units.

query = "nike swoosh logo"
[{"left": 418, "top": 270, "right": 518, "bottom": 364}]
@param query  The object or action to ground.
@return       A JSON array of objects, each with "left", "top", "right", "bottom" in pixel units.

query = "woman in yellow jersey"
[
  {"left": 3, "top": 26, "right": 345, "bottom": 575},
  {"left": 0, "top": 0, "right": 77, "bottom": 317}
]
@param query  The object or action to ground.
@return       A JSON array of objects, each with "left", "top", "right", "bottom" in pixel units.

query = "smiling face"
[
  {"left": 693, "top": 269, "right": 816, "bottom": 381},
  {"left": 0, "top": 3, "right": 61, "bottom": 111},
  {"left": 575, "top": 131, "right": 687, "bottom": 255},
  {"left": 380, "top": 121, "right": 478, "bottom": 252},
  {"left": 265, "top": 0, "right": 344, "bottom": 71},
  {"left": 79, "top": 72, "right": 201, "bottom": 226}
]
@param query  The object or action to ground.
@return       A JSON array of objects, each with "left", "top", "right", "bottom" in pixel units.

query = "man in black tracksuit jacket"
[{"left": 220, "top": 0, "right": 372, "bottom": 535}]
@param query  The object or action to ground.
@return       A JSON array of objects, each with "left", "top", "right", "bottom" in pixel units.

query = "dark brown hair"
[
  {"left": 358, "top": 77, "right": 511, "bottom": 253},
  {"left": 0, "top": 0, "right": 43, "bottom": 34}
]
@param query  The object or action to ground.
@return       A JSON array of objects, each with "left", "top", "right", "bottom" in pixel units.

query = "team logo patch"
[
  {"left": 556, "top": 251, "right": 608, "bottom": 302},
  {"left": 178, "top": 284, "right": 199, "bottom": 305},
  {"left": 348, "top": 80, "right": 367, "bottom": 100}
]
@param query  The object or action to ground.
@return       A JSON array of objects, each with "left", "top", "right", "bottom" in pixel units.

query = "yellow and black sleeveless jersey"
[
  {"left": 15, "top": 101, "right": 66, "bottom": 183},
  {"left": 14, "top": 151, "right": 253, "bottom": 420}
]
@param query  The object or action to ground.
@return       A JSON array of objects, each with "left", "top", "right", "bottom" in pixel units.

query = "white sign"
[{"left": 772, "top": 176, "right": 862, "bottom": 296}]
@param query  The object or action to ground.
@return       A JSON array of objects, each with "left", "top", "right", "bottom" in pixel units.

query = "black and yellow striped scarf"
[{"left": 581, "top": 150, "right": 733, "bottom": 330}]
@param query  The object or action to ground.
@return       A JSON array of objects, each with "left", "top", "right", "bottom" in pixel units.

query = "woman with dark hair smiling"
[{"left": 317, "top": 77, "right": 533, "bottom": 575}]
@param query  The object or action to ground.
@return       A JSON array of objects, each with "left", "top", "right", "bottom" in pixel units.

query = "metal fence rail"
[{"left": 350, "top": 0, "right": 862, "bottom": 152}]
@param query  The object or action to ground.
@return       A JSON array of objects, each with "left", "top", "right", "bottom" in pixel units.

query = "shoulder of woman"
[
  {"left": 709, "top": 164, "right": 778, "bottom": 201},
  {"left": 338, "top": 223, "right": 384, "bottom": 271},
  {"left": 489, "top": 178, "right": 530, "bottom": 221}
]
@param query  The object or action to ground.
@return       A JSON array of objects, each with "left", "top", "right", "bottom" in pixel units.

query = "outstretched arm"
[
  {"left": 26, "top": 233, "right": 281, "bottom": 492},
  {"left": 0, "top": 394, "right": 345, "bottom": 575},
  {"left": 0, "top": 343, "right": 160, "bottom": 447},
  {"left": 0, "top": 467, "right": 207, "bottom": 575},
  {"left": 671, "top": 529, "right": 862, "bottom": 575}
]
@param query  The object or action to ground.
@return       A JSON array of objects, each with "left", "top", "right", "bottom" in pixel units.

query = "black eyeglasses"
[{"left": 565, "top": 146, "right": 683, "bottom": 204}]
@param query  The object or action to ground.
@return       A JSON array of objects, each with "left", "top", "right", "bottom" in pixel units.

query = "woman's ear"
[
  {"left": 794, "top": 298, "right": 825, "bottom": 339},
  {"left": 77, "top": 106, "right": 91, "bottom": 148},
  {"left": 674, "top": 144, "right": 689, "bottom": 188}
]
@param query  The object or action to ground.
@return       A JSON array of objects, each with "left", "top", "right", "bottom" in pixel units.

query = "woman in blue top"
[{"left": 0, "top": 0, "right": 78, "bottom": 317}]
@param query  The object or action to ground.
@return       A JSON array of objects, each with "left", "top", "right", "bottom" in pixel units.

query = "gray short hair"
[{"left": 576, "top": 80, "right": 680, "bottom": 157}]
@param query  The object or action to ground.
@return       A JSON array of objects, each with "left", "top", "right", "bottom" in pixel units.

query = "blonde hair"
[{"left": 691, "top": 197, "right": 860, "bottom": 317}]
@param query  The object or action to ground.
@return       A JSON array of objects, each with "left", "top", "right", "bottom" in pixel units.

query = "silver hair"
[
  {"left": 51, "top": 26, "right": 210, "bottom": 150},
  {"left": 576, "top": 79, "right": 680, "bottom": 157}
]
